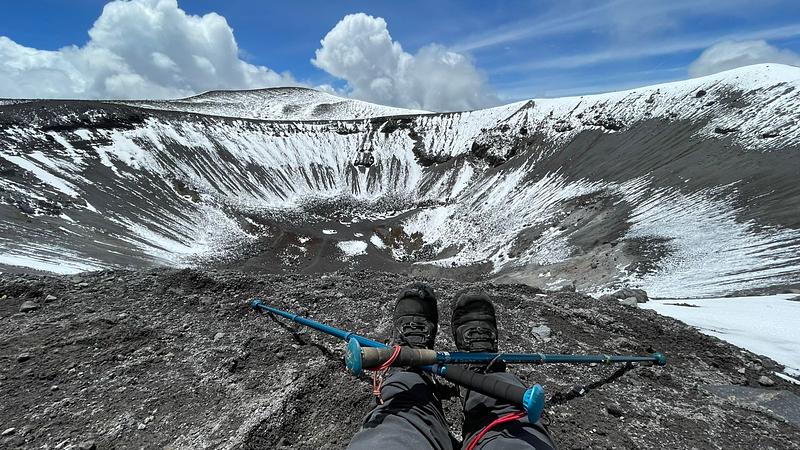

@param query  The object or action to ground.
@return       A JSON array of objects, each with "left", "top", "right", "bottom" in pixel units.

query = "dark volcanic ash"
[{"left": 1, "top": 269, "right": 799, "bottom": 449}]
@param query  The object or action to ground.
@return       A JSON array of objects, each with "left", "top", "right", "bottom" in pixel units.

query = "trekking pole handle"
[
  {"left": 343, "top": 339, "right": 545, "bottom": 423},
  {"left": 435, "top": 365, "right": 545, "bottom": 423},
  {"left": 360, "top": 347, "right": 438, "bottom": 368}
]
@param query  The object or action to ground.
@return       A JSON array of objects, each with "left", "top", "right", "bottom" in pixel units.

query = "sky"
[{"left": 1, "top": 0, "right": 799, "bottom": 111}]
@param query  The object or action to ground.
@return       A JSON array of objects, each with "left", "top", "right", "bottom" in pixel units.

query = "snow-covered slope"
[
  {"left": 1, "top": 64, "right": 799, "bottom": 297},
  {"left": 642, "top": 294, "right": 800, "bottom": 376},
  {"left": 118, "top": 87, "right": 427, "bottom": 120}
]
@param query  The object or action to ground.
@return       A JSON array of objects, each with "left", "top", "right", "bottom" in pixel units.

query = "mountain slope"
[
  {"left": 118, "top": 87, "right": 427, "bottom": 120},
  {"left": 0, "top": 64, "right": 799, "bottom": 297}
]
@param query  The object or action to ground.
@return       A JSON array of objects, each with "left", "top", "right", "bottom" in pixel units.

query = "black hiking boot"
[
  {"left": 451, "top": 289, "right": 505, "bottom": 373},
  {"left": 391, "top": 283, "right": 438, "bottom": 349}
]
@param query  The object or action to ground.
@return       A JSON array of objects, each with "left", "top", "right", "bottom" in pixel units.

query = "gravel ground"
[{"left": 1, "top": 269, "right": 798, "bottom": 449}]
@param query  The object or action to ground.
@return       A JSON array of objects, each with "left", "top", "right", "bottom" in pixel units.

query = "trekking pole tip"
[
  {"left": 250, "top": 299, "right": 262, "bottom": 310},
  {"left": 523, "top": 384, "right": 545, "bottom": 423},
  {"left": 652, "top": 352, "right": 667, "bottom": 366}
]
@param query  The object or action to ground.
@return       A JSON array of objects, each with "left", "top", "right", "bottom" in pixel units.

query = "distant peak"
[{"left": 182, "top": 86, "right": 324, "bottom": 101}]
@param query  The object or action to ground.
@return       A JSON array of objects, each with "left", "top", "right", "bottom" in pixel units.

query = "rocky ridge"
[{"left": 1, "top": 269, "right": 799, "bottom": 449}]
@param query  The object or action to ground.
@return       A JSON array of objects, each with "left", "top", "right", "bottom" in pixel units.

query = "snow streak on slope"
[
  {"left": 1, "top": 64, "right": 799, "bottom": 297},
  {"left": 119, "top": 87, "right": 427, "bottom": 121}
]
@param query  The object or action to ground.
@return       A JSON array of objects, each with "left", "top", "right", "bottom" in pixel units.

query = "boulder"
[
  {"left": 531, "top": 325, "right": 551, "bottom": 340},
  {"left": 78, "top": 441, "right": 97, "bottom": 450},
  {"left": 19, "top": 300, "right": 39, "bottom": 313},
  {"left": 600, "top": 288, "right": 649, "bottom": 303},
  {"left": 606, "top": 405, "right": 624, "bottom": 418},
  {"left": 620, "top": 297, "right": 639, "bottom": 307},
  {"left": 758, "top": 376, "right": 775, "bottom": 387}
]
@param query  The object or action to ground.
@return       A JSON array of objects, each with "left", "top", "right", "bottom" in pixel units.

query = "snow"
[
  {"left": 0, "top": 252, "right": 104, "bottom": 274},
  {"left": 775, "top": 372, "right": 800, "bottom": 385},
  {"left": 641, "top": 295, "right": 800, "bottom": 376},
  {"left": 1, "top": 64, "right": 799, "bottom": 297},
  {"left": 618, "top": 180, "right": 800, "bottom": 298},
  {"left": 370, "top": 234, "right": 386, "bottom": 249},
  {"left": 119, "top": 87, "right": 427, "bottom": 121},
  {"left": 337, "top": 240, "right": 368, "bottom": 257},
  {"left": 0, "top": 151, "right": 80, "bottom": 197}
]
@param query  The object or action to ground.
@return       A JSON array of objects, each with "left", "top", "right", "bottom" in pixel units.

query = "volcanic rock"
[
  {"left": 531, "top": 325, "right": 552, "bottom": 340},
  {"left": 78, "top": 441, "right": 97, "bottom": 450},
  {"left": 759, "top": 376, "right": 776, "bottom": 387},
  {"left": 0, "top": 269, "right": 797, "bottom": 449},
  {"left": 600, "top": 288, "right": 649, "bottom": 303},
  {"left": 19, "top": 300, "right": 38, "bottom": 312}
]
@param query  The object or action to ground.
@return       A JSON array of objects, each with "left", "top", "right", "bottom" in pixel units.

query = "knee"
[{"left": 379, "top": 370, "right": 434, "bottom": 401}]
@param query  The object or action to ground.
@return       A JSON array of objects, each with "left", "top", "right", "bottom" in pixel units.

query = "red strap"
[
  {"left": 465, "top": 411, "right": 526, "bottom": 450},
  {"left": 376, "top": 345, "right": 403, "bottom": 371},
  {"left": 370, "top": 345, "right": 403, "bottom": 404}
]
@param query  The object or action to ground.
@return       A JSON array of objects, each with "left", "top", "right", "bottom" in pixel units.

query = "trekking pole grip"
[
  {"left": 437, "top": 365, "right": 545, "bottom": 423},
  {"left": 360, "top": 347, "right": 438, "bottom": 369},
  {"left": 344, "top": 339, "right": 438, "bottom": 373}
]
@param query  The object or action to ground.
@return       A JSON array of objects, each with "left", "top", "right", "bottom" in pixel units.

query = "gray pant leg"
[
  {"left": 461, "top": 372, "right": 555, "bottom": 450},
  {"left": 348, "top": 370, "right": 454, "bottom": 450}
]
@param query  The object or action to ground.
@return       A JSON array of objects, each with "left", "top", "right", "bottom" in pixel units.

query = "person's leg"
[
  {"left": 460, "top": 372, "right": 555, "bottom": 450},
  {"left": 450, "top": 289, "right": 556, "bottom": 450},
  {"left": 350, "top": 283, "right": 453, "bottom": 450},
  {"left": 348, "top": 370, "right": 454, "bottom": 450}
]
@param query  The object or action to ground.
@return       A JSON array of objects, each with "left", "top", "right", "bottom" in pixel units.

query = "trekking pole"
[
  {"left": 347, "top": 342, "right": 666, "bottom": 369},
  {"left": 251, "top": 299, "right": 545, "bottom": 422}
]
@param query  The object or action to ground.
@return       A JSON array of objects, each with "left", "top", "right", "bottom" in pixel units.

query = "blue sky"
[{"left": 1, "top": 0, "right": 799, "bottom": 108}]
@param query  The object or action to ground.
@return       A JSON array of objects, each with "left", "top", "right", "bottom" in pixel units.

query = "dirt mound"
[{"left": 1, "top": 269, "right": 798, "bottom": 449}]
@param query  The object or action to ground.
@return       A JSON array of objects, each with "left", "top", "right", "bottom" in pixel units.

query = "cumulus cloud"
[
  {"left": 0, "top": 0, "right": 297, "bottom": 99},
  {"left": 689, "top": 40, "right": 800, "bottom": 77},
  {"left": 312, "top": 13, "right": 498, "bottom": 112}
]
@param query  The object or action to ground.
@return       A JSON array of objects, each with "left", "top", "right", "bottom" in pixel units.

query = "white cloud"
[
  {"left": 312, "top": 13, "right": 498, "bottom": 112},
  {"left": 0, "top": 0, "right": 297, "bottom": 99},
  {"left": 689, "top": 40, "right": 800, "bottom": 77}
]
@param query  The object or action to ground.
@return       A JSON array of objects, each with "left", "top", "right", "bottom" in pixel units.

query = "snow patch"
[
  {"left": 0, "top": 252, "right": 105, "bottom": 274},
  {"left": 642, "top": 295, "right": 800, "bottom": 376},
  {"left": 370, "top": 234, "right": 386, "bottom": 249},
  {"left": 337, "top": 240, "right": 368, "bottom": 257}
]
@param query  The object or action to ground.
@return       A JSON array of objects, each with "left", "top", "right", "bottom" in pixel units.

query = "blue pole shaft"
[
  {"left": 252, "top": 299, "right": 444, "bottom": 375},
  {"left": 252, "top": 300, "right": 666, "bottom": 366},
  {"left": 435, "top": 352, "right": 666, "bottom": 366},
  {"left": 251, "top": 299, "right": 387, "bottom": 348},
  {"left": 250, "top": 299, "right": 559, "bottom": 423}
]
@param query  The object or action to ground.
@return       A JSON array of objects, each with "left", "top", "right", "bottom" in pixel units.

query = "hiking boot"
[
  {"left": 451, "top": 289, "right": 498, "bottom": 353},
  {"left": 451, "top": 289, "right": 506, "bottom": 373},
  {"left": 391, "top": 283, "right": 438, "bottom": 349}
]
